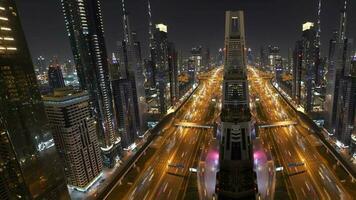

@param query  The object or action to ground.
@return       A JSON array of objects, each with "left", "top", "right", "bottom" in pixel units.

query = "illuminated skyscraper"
[
  {"left": 153, "top": 23, "right": 171, "bottom": 114},
  {"left": 217, "top": 11, "right": 255, "bottom": 199},
  {"left": 0, "top": 0, "right": 69, "bottom": 199},
  {"left": 43, "top": 89, "right": 103, "bottom": 192},
  {"left": 61, "top": 0, "right": 119, "bottom": 165}
]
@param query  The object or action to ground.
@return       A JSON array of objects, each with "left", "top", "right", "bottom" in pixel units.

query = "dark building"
[
  {"left": 153, "top": 23, "right": 171, "bottom": 114},
  {"left": 325, "top": 0, "right": 351, "bottom": 138},
  {"left": 168, "top": 42, "right": 179, "bottom": 105},
  {"left": 61, "top": 0, "right": 119, "bottom": 166},
  {"left": 217, "top": 11, "right": 256, "bottom": 199},
  {"left": 109, "top": 56, "right": 139, "bottom": 150},
  {"left": 36, "top": 55, "right": 46, "bottom": 74},
  {"left": 0, "top": 1, "right": 69, "bottom": 199},
  {"left": 48, "top": 57, "right": 65, "bottom": 90}
]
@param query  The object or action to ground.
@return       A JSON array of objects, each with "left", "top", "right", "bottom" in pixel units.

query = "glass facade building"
[{"left": 0, "top": 0, "right": 69, "bottom": 199}]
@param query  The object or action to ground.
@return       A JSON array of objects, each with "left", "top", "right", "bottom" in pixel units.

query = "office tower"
[
  {"left": 292, "top": 22, "right": 319, "bottom": 113},
  {"left": 0, "top": 1, "right": 69, "bottom": 199},
  {"left": 247, "top": 48, "right": 253, "bottom": 65},
  {"left": 267, "top": 45, "right": 281, "bottom": 69},
  {"left": 203, "top": 47, "right": 211, "bottom": 70},
  {"left": 350, "top": 56, "right": 356, "bottom": 155},
  {"left": 153, "top": 23, "right": 171, "bottom": 114},
  {"left": 259, "top": 46, "right": 268, "bottom": 69},
  {"left": 120, "top": 0, "right": 147, "bottom": 132},
  {"left": 43, "top": 89, "right": 103, "bottom": 191},
  {"left": 61, "top": 0, "right": 119, "bottom": 166},
  {"left": 217, "top": 11, "right": 255, "bottom": 199},
  {"left": 110, "top": 56, "right": 139, "bottom": 149},
  {"left": 325, "top": 0, "right": 349, "bottom": 134},
  {"left": 191, "top": 46, "right": 203, "bottom": 72},
  {"left": 187, "top": 59, "right": 196, "bottom": 84},
  {"left": 168, "top": 42, "right": 179, "bottom": 105},
  {"left": 48, "top": 57, "right": 65, "bottom": 90},
  {"left": 334, "top": 48, "right": 356, "bottom": 147}
]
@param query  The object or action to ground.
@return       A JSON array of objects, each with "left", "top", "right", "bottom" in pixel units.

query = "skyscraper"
[
  {"left": 36, "top": 55, "right": 46, "bottom": 74},
  {"left": 48, "top": 57, "right": 65, "bottom": 90},
  {"left": 153, "top": 23, "right": 171, "bottom": 114},
  {"left": 293, "top": 22, "right": 319, "bottom": 113},
  {"left": 43, "top": 89, "right": 103, "bottom": 191},
  {"left": 217, "top": 11, "right": 255, "bottom": 199},
  {"left": 325, "top": 0, "right": 350, "bottom": 134},
  {"left": 61, "top": 0, "right": 119, "bottom": 165},
  {"left": 168, "top": 42, "right": 179, "bottom": 105},
  {"left": 120, "top": 0, "right": 147, "bottom": 132},
  {"left": 0, "top": 0, "right": 69, "bottom": 198},
  {"left": 109, "top": 55, "right": 139, "bottom": 150}
]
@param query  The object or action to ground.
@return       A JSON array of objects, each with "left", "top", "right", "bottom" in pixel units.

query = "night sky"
[{"left": 16, "top": 0, "right": 356, "bottom": 62}]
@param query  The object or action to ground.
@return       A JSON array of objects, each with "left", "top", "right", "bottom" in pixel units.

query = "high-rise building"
[
  {"left": 61, "top": 0, "right": 119, "bottom": 166},
  {"left": 153, "top": 23, "right": 171, "bottom": 114},
  {"left": 0, "top": 1, "right": 69, "bottom": 198},
  {"left": 120, "top": 0, "right": 147, "bottom": 132},
  {"left": 217, "top": 48, "right": 224, "bottom": 66},
  {"left": 43, "top": 89, "right": 103, "bottom": 192},
  {"left": 36, "top": 55, "right": 46, "bottom": 74},
  {"left": 109, "top": 55, "right": 139, "bottom": 150},
  {"left": 48, "top": 57, "right": 65, "bottom": 90},
  {"left": 292, "top": 22, "right": 320, "bottom": 113},
  {"left": 168, "top": 42, "right": 179, "bottom": 105},
  {"left": 217, "top": 11, "right": 255, "bottom": 199},
  {"left": 191, "top": 46, "right": 203, "bottom": 72},
  {"left": 334, "top": 51, "right": 356, "bottom": 147},
  {"left": 325, "top": 0, "right": 350, "bottom": 135}
]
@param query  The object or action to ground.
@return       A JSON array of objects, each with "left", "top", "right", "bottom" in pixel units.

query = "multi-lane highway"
[
  {"left": 249, "top": 67, "right": 355, "bottom": 200},
  {"left": 105, "top": 68, "right": 222, "bottom": 200}
]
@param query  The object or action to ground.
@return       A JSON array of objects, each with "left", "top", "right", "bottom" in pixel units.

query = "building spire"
[
  {"left": 121, "top": 0, "right": 132, "bottom": 44},
  {"left": 316, "top": 0, "right": 322, "bottom": 52},
  {"left": 338, "top": 0, "right": 348, "bottom": 42},
  {"left": 148, "top": 0, "right": 155, "bottom": 57}
]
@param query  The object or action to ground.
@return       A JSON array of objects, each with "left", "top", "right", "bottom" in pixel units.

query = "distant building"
[
  {"left": 43, "top": 89, "right": 103, "bottom": 191},
  {"left": 191, "top": 46, "right": 203, "bottom": 72},
  {"left": 36, "top": 55, "right": 47, "bottom": 74},
  {"left": 48, "top": 57, "right": 65, "bottom": 90},
  {"left": 168, "top": 42, "right": 179, "bottom": 104},
  {"left": 0, "top": 1, "right": 69, "bottom": 198},
  {"left": 217, "top": 11, "right": 256, "bottom": 199}
]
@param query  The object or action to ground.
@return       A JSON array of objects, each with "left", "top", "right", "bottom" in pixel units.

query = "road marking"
[
  {"left": 163, "top": 182, "right": 168, "bottom": 193},
  {"left": 168, "top": 189, "right": 172, "bottom": 198},
  {"left": 143, "top": 190, "right": 150, "bottom": 200}
]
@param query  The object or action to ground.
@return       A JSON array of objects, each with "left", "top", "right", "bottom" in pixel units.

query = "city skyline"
[
  {"left": 17, "top": 0, "right": 356, "bottom": 62},
  {"left": 1, "top": 0, "right": 356, "bottom": 199}
]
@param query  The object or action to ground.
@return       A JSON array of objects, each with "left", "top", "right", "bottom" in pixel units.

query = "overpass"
[
  {"left": 175, "top": 122, "right": 214, "bottom": 129},
  {"left": 257, "top": 120, "right": 297, "bottom": 128}
]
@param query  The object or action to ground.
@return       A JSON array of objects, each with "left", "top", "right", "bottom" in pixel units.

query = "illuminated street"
[
  {"left": 249, "top": 67, "right": 356, "bottom": 200},
  {"left": 105, "top": 69, "right": 222, "bottom": 200}
]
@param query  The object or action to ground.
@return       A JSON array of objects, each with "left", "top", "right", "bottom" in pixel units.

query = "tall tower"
[
  {"left": 325, "top": 0, "right": 350, "bottom": 133},
  {"left": 120, "top": 0, "right": 147, "bottom": 132},
  {"left": 61, "top": 0, "right": 119, "bottom": 166},
  {"left": 0, "top": 0, "right": 69, "bottom": 199},
  {"left": 221, "top": 11, "right": 252, "bottom": 162},
  {"left": 43, "top": 89, "right": 103, "bottom": 191},
  {"left": 217, "top": 11, "right": 256, "bottom": 199}
]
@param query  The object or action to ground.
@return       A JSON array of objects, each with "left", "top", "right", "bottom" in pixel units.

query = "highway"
[
  {"left": 249, "top": 67, "right": 354, "bottom": 200},
  {"left": 105, "top": 68, "right": 222, "bottom": 200}
]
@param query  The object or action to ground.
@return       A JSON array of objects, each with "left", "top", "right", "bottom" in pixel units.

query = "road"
[
  {"left": 249, "top": 67, "right": 354, "bottom": 200},
  {"left": 105, "top": 68, "right": 222, "bottom": 200}
]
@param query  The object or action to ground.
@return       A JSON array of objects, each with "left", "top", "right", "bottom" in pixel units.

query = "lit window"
[
  {"left": 4, "top": 37, "right": 14, "bottom": 41},
  {"left": 6, "top": 47, "right": 17, "bottom": 50},
  {"left": 0, "top": 27, "right": 11, "bottom": 31},
  {"left": 0, "top": 17, "right": 8, "bottom": 21}
]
